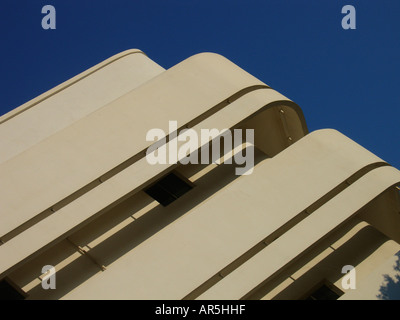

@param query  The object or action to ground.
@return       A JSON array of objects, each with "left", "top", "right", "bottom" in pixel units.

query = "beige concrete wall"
[
  {"left": 8, "top": 148, "right": 266, "bottom": 299},
  {"left": 1, "top": 50, "right": 399, "bottom": 301},
  {"left": 340, "top": 250, "right": 400, "bottom": 300},
  {"left": 0, "top": 53, "right": 307, "bottom": 281},
  {"left": 247, "top": 219, "right": 400, "bottom": 300},
  {"left": 60, "top": 130, "right": 398, "bottom": 300},
  {"left": 0, "top": 50, "right": 165, "bottom": 164},
  {"left": 0, "top": 52, "right": 271, "bottom": 241}
]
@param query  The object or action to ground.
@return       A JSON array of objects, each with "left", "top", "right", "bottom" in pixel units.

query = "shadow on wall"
[{"left": 377, "top": 251, "right": 400, "bottom": 300}]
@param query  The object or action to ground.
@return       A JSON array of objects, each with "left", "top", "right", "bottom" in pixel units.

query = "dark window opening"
[
  {"left": 305, "top": 283, "right": 342, "bottom": 300},
  {"left": 144, "top": 172, "right": 193, "bottom": 206},
  {"left": 0, "top": 279, "right": 26, "bottom": 300}
]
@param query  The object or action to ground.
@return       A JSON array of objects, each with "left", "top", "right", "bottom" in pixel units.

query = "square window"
[
  {"left": 0, "top": 279, "right": 26, "bottom": 300},
  {"left": 144, "top": 172, "right": 193, "bottom": 207},
  {"left": 305, "top": 283, "right": 342, "bottom": 300}
]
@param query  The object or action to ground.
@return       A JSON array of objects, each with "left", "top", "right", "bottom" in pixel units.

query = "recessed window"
[
  {"left": 144, "top": 172, "right": 193, "bottom": 206},
  {"left": 305, "top": 283, "right": 342, "bottom": 300},
  {"left": 0, "top": 279, "right": 26, "bottom": 300}
]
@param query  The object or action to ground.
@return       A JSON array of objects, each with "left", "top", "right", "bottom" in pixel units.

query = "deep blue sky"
[{"left": 0, "top": 1, "right": 399, "bottom": 168}]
